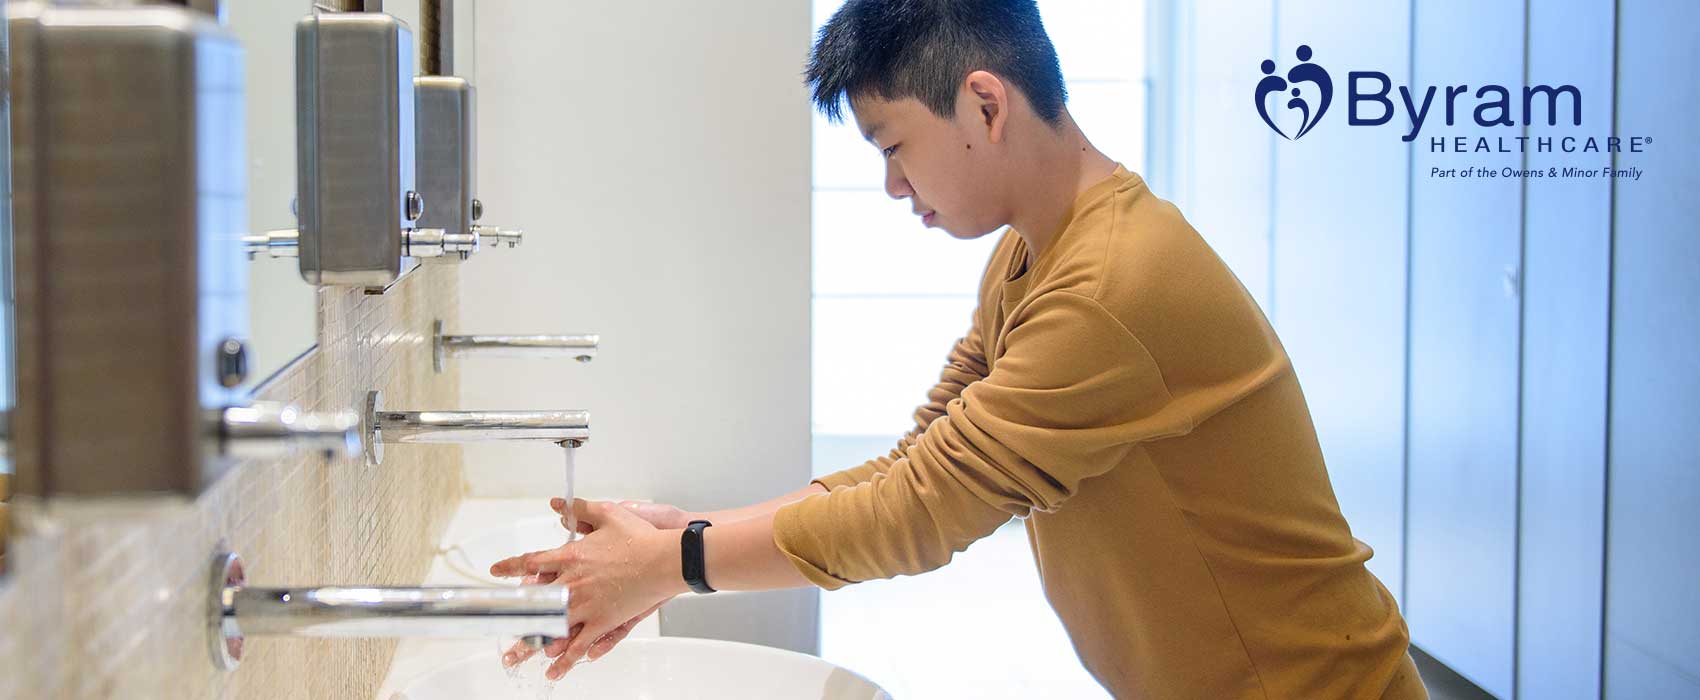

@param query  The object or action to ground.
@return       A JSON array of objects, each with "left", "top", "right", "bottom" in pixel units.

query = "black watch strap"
[{"left": 681, "top": 520, "right": 715, "bottom": 594}]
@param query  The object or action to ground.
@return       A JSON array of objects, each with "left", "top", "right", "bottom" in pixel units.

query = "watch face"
[{"left": 682, "top": 521, "right": 714, "bottom": 593}]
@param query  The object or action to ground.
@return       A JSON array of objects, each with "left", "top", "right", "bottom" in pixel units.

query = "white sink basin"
[
  {"left": 389, "top": 637, "right": 891, "bottom": 700},
  {"left": 441, "top": 514, "right": 571, "bottom": 585}
]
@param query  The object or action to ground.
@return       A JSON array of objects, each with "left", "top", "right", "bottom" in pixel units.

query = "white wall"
[{"left": 462, "top": 0, "right": 814, "bottom": 649}]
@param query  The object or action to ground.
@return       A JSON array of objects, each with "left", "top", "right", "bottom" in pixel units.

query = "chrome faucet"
[
  {"left": 431, "top": 320, "right": 599, "bottom": 372},
  {"left": 363, "top": 391, "right": 589, "bottom": 465},
  {"left": 215, "top": 403, "right": 362, "bottom": 461},
  {"left": 209, "top": 550, "right": 568, "bottom": 671}
]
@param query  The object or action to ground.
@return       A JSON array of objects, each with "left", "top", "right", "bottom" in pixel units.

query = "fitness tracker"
[{"left": 681, "top": 520, "right": 715, "bottom": 593}]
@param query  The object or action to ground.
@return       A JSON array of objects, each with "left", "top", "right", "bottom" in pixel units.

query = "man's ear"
[{"left": 963, "top": 70, "right": 1008, "bottom": 144}]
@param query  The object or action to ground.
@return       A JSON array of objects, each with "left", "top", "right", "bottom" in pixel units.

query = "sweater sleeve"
[
  {"left": 774, "top": 292, "right": 1193, "bottom": 589},
  {"left": 811, "top": 305, "right": 989, "bottom": 491}
]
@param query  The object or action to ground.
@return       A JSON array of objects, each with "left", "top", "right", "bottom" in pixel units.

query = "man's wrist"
[{"left": 652, "top": 528, "right": 692, "bottom": 597}]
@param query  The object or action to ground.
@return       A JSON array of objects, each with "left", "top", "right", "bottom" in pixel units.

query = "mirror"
[
  {"left": 229, "top": 1, "right": 445, "bottom": 385},
  {"left": 228, "top": 0, "right": 319, "bottom": 392},
  {"left": 388, "top": 1, "right": 423, "bottom": 71},
  {"left": 1, "top": 9, "right": 12, "bottom": 579}
]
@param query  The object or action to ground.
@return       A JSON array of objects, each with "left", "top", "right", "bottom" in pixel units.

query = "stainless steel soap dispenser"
[
  {"left": 414, "top": 75, "right": 523, "bottom": 259},
  {"left": 293, "top": 12, "right": 470, "bottom": 289}
]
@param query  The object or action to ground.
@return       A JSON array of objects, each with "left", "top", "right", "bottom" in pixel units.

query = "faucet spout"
[
  {"left": 362, "top": 391, "right": 590, "bottom": 465},
  {"left": 209, "top": 551, "right": 567, "bottom": 671},
  {"left": 376, "top": 409, "right": 591, "bottom": 442},
  {"left": 431, "top": 319, "right": 598, "bottom": 372}
]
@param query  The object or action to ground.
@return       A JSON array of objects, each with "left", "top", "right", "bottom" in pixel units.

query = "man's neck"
[{"left": 1007, "top": 122, "right": 1119, "bottom": 261}]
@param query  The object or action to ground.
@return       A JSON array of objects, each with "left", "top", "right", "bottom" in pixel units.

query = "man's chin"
[{"left": 943, "top": 224, "right": 1001, "bottom": 241}]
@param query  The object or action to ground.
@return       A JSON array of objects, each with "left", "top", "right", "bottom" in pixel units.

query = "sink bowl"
[
  {"left": 442, "top": 514, "right": 570, "bottom": 585},
  {"left": 389, "top": 637, "right": 891, "bottom": 700}
]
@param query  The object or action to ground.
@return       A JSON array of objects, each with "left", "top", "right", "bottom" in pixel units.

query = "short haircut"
[{"left": 805, "top": 0, "right": 1068, "bottom": 127}]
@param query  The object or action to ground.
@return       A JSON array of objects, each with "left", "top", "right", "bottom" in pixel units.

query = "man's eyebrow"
[{"left": 861, "top": 122, "right": 885, "bottom": 143}]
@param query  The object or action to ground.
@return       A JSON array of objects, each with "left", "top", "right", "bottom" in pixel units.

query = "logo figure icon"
[{"left": 1255, "top": 45, "right": 1333, "bottom": 140}]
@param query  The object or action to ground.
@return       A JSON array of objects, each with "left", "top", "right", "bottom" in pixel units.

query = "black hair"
[{"left": 805, "top": 0, "right": 1068, "bottom": 127}]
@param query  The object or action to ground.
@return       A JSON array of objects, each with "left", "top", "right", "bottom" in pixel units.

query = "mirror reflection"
[
  {"left": 1, "top": 8, "right": 13, "bottom": 579},
  {"left": 229, "top": 0, "right": 318, "bottom": 392}
]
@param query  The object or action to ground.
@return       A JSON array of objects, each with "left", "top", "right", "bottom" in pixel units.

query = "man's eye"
[{"left": 881, "top": 144, "right": 900, "bottom": 158}]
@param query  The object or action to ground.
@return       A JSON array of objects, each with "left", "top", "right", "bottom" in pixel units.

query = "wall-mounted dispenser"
[
  {"left": 285, "top": 12, "right": 473, "bottom": 289},
  {"left": 415, "top": 76, "right": 523, "bottom": 259},
  {"left": 8, "top": 2, "right": 359, "bottom": 499}
]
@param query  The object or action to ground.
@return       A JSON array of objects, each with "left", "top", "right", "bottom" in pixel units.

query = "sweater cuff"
[
  {"left": 772, "top": 496, "right": 856, "bottom": 591},
  {"left": 811, "top": 460, "right": 882, "bottom": 491}
]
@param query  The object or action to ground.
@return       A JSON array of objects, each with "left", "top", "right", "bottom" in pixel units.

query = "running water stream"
[
  {"left": 498, "top": 440, "right": 587, "bottom": 697},
  {"left": 560, "top": 439, "right": 580, "bottom": 540}
]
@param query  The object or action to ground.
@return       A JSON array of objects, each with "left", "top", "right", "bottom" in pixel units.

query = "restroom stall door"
[
  {"left": 1515, "top": 1, "right": 1613, "bottom": 698},
  {"left": 1270, "top": 0, "right": 1413, "bottom": 607},
  {"left": 1404, "top": 1, "right": 1525, "bottom": 697},
  {"left": 1604, "top": 1, "right": 1700, "bottom": 697}
]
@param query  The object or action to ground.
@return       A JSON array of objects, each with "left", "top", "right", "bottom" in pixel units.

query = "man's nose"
[{"left": 884, "top": 161, "right": 913, "bottom": 200}]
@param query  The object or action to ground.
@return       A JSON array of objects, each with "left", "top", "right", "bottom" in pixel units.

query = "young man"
[{"left": 494, "top": 1, "right": 1428, "bottom": 697}]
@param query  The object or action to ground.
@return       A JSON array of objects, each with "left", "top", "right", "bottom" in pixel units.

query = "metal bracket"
[
  {"left": 208, "top": 549, "right": 247, "bottom": 671},
  {"left": 364, "top": 390, "right": 385, "bottom": 466},
  {"left": 432, "top": 319, "right": 448, "bottom": 373}
]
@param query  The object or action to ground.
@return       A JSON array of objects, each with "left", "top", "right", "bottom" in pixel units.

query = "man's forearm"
[
  {"left": 694, "top": 510, "right": 813, "bottom": 591},
  {"left": 697, "top": 482, "right": 827, "bottom": 524},
  {"left": 643, "top": 484, "right": 824, "bottom": 596}
]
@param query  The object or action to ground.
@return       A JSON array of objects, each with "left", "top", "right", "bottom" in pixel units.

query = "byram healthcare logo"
[
  {"left": 1255, "top": 45, "right": 1332, "bottom": 140},
  {"left": 1251, "top": 43, "right": 1650, "bottom": 163}
]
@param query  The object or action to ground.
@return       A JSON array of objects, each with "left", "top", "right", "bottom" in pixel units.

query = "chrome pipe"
[
  {"left": 363, "top": 391, "right": 589, "bottom": 465},
  {"left": 440, "top": 334, "right": 598, "bottom": 359},
  {"left": 376, "top": 410, "right": 590, "bottom": 443},
  {"left": 224, "top": 585, "right": 570, "bottom": 637},
  {"left": 432, "top": 319, "right": 598, "bottom": 371},
  {"left": 210, "top": 551, "right": 567, "bottom": 671},
  {"left": 214, "top": 403, "right": 361, "bottom": 460}
]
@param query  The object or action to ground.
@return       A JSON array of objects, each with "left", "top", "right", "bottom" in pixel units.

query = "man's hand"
[
  {"left": 499, "top": 497, "right": 686, "bottom": 671},
  {"left": 499, "top": 573, "right": 665, "bottom": 671},
  {"left": 550, "top": 497, "right": 695, "bottom": 531},
  {"left": 498, "top": 571, "right": 561, "bottom": 669},
  {"left": 493, "top": 499, "right": 689, "bottom": 680}
]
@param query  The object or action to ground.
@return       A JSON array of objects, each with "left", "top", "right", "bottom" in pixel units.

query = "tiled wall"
[{"left": 0, "top": 265, "right": 464, "bottom": 700}]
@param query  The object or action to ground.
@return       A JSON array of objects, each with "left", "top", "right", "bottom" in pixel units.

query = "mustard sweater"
[{"left": 773, "top": 165, "right": 1427, "bottom": 699}]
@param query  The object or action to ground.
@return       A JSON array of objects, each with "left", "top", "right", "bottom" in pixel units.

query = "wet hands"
[
  {"left": 550, "top": 496, "right": 695, "bottom": 531},
  {"left": 492, "top": 498, "right": 688, "bottom": 680}
]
